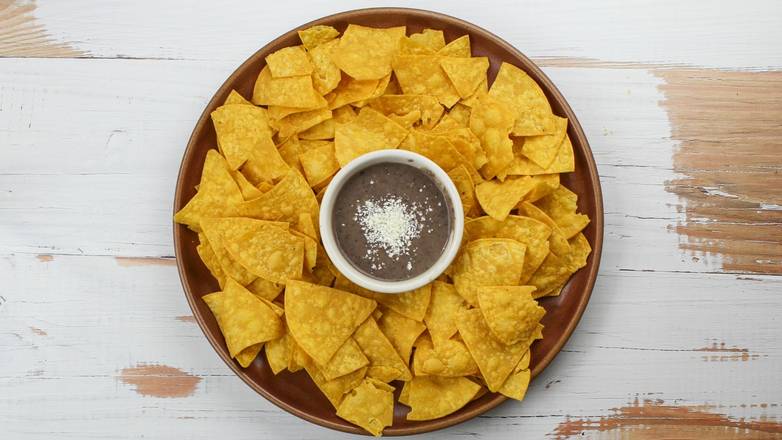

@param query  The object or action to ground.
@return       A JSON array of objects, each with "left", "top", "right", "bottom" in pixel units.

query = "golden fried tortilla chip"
[
  {"left": 408, "top": 29, "right": 446, "bottom": 52},
  {"left": 223, "top": 223, "right": 304, "bottom": 284},
  {"left": 413, "top": 334, "right": 479, "bottom": 377},
  {"left": 534, "top": 186, "right": 590, "bottom": 239},
  {"left": 231, "top": 169, "right": 264, "bottom": 200},
  {"left": 475, "top": 176, "right": 535, "bottom": 221},
  {"left": 377, "top": 308, "right": 426, "bottom": 364},
  {"left": 285, "top": 280, "right": 376, "bottom": 366},
  {"left": 477, "top": 286, "right": 545, "bottom": 345},
  {"left": 437, "top": 35, "right": 471, "bottom": 57},
  {"left": 465, "top": 215, "right": 552, "bottom": 282},
  {"left": 520, "top": 201, "right": 571, "bottom": 257},
  {"left": 334, "top": 107, "right": 408, "bottom": 166},
  {"left": 353, "top": 317, "right": 412, "bottom": 382},
  {"left": 424, "top": 281, "right": 466, "bottom": 343},
  {"left": 336, "top": 378, "right": 394, "bottom": 436},
  {"left": 235, "top": 343, "right": 262, "bottom": 368},
  {"left": 299, "top": 141, "right": 340, "bottom": 187},
  {"left": 369, "top": 94, "right": 444, "bottom": 129},
  {"left": 308, "top": 38, "right": 342, "bottom": 95},
  {"left": 469, "top": 94, "right": 516, "bottom": 179},
  {"left": 200, "top": 218, "right": 258, "bottom": 286},
  {"left": 331, "top": 25, "right": 406, "bottom": 80},
  {"left": 523, "top": 174, "right": 561, "bottom": 203},
  {"left": 456, "top": 308, "right": 528, "bottom": 392},
  {"left": 393, "top": 55, "right": 460, "bottom": 107},
  {"left": 400, "top": 130, "right": 468, "bottom": 172},
  {"left": 452, "top": 238, "right": 526, "bottom": 306},
  {"left": 298, "top": 25, "right": 340, "bottom": 50},
  {"left": 299, "top": 117, "right": 335, "bottom": 140},
  {"left": 203, "top": 279, "right": 283, "bottom": 358},
  {"left": 266, "top": 45, "right": 313, "bottom": 78},
  {"left": 448, "top": 165, "right": 476, "bottom": 215},
  {"left": 224, "top": 90, "right": 252, "bottom": 106},
  {"left": 252, "top": 66, "right": 326, "bottom": 108},
  {"left": 327, "top": 75, "right": 380, "bottom": 109},
  {"left": 265, "top": 331, "right": 291, "bottom": 374},
  {"left": 305, "top": 361, "right": 367, "bottom": 409},
  {"left": 522, "top": 116, "right": 568, "bottom": 169},
  {"left": 197, "top": 234, "right": 227, "bottom": 288},
  {"left": 488, "top": 62, "right": 556, "bottom": 136},
  {"left": 503, "top": 134, "right": 575, "bottom": 176},
  {"left": 276, "top": 107, "right": 332, "bottom": 139},
  {"left": 320, "top": 338, "right": 369, "bottom": 381},
  {"left": 236, "top": 170, "right": 319, "bottom": 234},
  {"left": 499, "top": 368, "right": 530, "bottom": 401},
  {"left": 174, "top": 150, "right": 243, "bottom": 231},
  {"left": 439, "top": 56, "right": 489, "bottom": 99},
  {"left": 406, "top": 376, "right": 481, "bottom": 421}
]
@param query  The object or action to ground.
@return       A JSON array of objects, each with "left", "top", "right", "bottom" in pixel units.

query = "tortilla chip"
[
  {"left": 461, "top": 77, "right": 488, "bottom": 108},
  {"left": 203, "top": 279, "right": 284, "bottom": 358},
  {"left": 520, "top": 201, "right": 571, "bottom": 257},
  {"left": 424, "top": 281, "right": 466, "bottom": 343},
  {"left": 408, "top": 29, "right": 446, "bottom": 52},
  {"left": 197, "top": 234, "right": 227, "bottom": 288},
  {"left": 174, "top": 150, "right": 243, "bottom": 231},
  {"left": 369, "top": 94, "right": 444, "bottom": 129},
  {"left": 438, "top": 35, "right": 471, "bottom": 57},
  {"left": 212, "top": 104, "right": 275, "bottom": 169},
  {"left": 406, "top": 376, "right": 481, "bottom": 421},
  {"left": 336, "top": 378, "right": 394, "bottom": 436},
  {"left": 393, "top": 55, "right": 460, "bottom": 107},
  {"left": 477, "top": 286, "right": 545, "bottom": 345},
  {"left": 265, "top": 331, "right": 291, "bottom": 374},
  {"left": 353, "top": 317, "right": 412, "bottom": 382},
  {"left": 299, "top": 141, "right": 340, "bottom": 187},
  {"left": 413, "top": 334, "right": 479, "bottom": 377},
  {"left": 252, "top": 66, "right": 326, "bottom": 108},
  {"left": 299, "top": 117, "right": 335, "bottom": 140},
  {"left": 456, "top": 309, "right": 528, "bottom": 392},
  {"left": 334, "top": 107, "right": 408, "bottom": 166},
  {"left": 235, "top": 170, "right": 319, "bottom": 234},
  {"left": 488, "top": 62, "right": 556, "bottom": 136},
  {"left": 224, "top": 90, "right": 252, "bottom": 106},
  {"left": 399, "top": 380, "right": 411, "bottom": 406},
  {"left": 439, "top": 56, "right": 489, "bottom": 98},
  {"left": 277, "top": 107, "right": 332, "bottom": 139},
  {"left": 327, "top": 75, "right": 380, "bottom": 109},
  {"left": 377, "top": 308, "right": 426, "bottom": 364},
  {"left": 235, "top": 343, "right": 262, "bottom": 368},
  {"left": 305, "top": 361, "right": 367, "bottom": 409},
  {"left": 400, "top": 130, "right": 468, "bottom": 172},
  {"left": 308, "top": 38, "right": 342, "bottom": 95},
  {"left": 200, "top": 218, "right": 259, "bottom": 286},
  {"left": 469, "top": 94, "right": 516, "bottom": 179},
  {"left": 503, "top": 134, "right": 575, "bottom": 176},
  {"left": 475, "top": 176, "right": 535, "bottom": 221},
  {"left": 452, "top": 238, "right": 526, "bottom": 306},
  {"left": 447, "top": 165, "right": 476, "bottom": 215},
  {"left": 430, "top": 127, "right": 487, "bottom": 171},
  {"left": 331, "top": 25, "right": 406, "bottom": 80},
  {"left": 464, "top": 216, "right": 552, "bottom": 282},
  {"left": 222, "top": 222, "right": 304, "bottom": 284},
  {"left": 266, "top": 45, "right": 313, "bottom": 78},
  {"left": 523, "top": 174, "right": 561, "bottom": 203},
  {"left": 320, "top": 338, "right": 369, "bottom": 381},
  {"left": 231, "top": 169, "right": 264, "bottom": 200},
  {"left": 522, "top": 116, "right": 568, "bottom": 169},
  {"left": 499, "top": 368, "right": 530, "bottom": 401},
  {"left": 534, "top": 186, "right": 590, "bottom": 239},
  {"left": 298, "top": 25, "right": 339, "bottom": 50},
  {"left": 246, "top": 276, "right": 284, "bottom": 301},
  {"left": 285, "top": 280, "right": 376, "bottom": 365}
]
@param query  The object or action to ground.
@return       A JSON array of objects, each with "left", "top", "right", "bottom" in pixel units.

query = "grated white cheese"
[{"left": 355, "top": 196, "right": 423, "bottom": 268}]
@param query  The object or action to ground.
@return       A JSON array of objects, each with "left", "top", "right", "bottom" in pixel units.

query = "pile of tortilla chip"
[{"left": 174, "top": 24, "right": 591, "bottom": 436}]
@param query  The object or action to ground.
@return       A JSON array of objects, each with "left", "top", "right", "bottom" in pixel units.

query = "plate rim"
[{"left": 173, "top": 7, "right": 604, "bottom": 436}]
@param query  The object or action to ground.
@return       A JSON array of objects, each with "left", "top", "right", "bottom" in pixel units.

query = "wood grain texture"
[
  {"left": 1, "top": 1, "right": 781, "bottom": 438},
  {"left": 0, "top": 0, "right": 86, "bottom": 57}
]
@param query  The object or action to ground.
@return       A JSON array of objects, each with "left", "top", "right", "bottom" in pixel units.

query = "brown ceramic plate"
[{"left": 173, "top": 7, "right": 603, "bottom": 436}]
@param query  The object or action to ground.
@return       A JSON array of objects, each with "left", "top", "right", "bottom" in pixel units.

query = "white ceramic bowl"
[{"left": 320, "top": 150, "right": 464, "bottom": 294}]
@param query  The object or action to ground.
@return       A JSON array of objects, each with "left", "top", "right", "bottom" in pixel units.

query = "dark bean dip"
[{"left": 333, "top": 162, "right": 452, "bottom": 281}]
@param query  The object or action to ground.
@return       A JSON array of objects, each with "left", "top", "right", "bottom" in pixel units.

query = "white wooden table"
[{"left": 2, "top": 1, "right": 780, "bottom": 438}]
